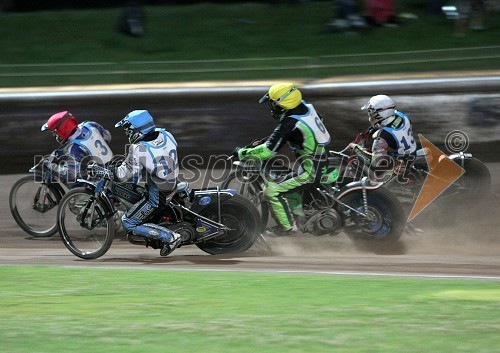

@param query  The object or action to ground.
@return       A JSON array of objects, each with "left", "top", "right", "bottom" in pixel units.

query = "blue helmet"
[{"left": 115, "top": 110, "right": 156, "bottom": 143}]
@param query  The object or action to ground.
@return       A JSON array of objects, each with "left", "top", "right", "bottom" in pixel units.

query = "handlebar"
[
  {"left": 88, "top": 162, "right": 113, "bottom": 180},
  {"left": 328, "top": 127, "right": 375, "bottom": 160}
]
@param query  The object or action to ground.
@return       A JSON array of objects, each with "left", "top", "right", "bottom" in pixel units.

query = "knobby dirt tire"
[
  {"left": 340, "top": 186, "right": 406, "bottom": 248},
  {"left": 57, "top": 187, "right": 115, "bottom": 259},
  {"left": 196, "top": 195, "right": 261, "bottom": 255},
  {"left": 9, "top": 174, "right": 62, "bottom": 237},
  {"left": 456, "top": 158, "right": 491, "bottom": 199},
  {"left": 221, "top": 170, "right": 269, "bottom": 231}
]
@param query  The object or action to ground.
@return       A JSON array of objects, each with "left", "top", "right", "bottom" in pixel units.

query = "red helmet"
[{"left": 41, "top": 111, "right": 79, "bottom": 142}]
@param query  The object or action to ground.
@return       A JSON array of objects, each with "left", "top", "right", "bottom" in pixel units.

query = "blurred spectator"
[
  {"left": 119, "top": 0, "right": 144, "bottom": 37},
  {"left": 0, "top": 0, "right": 14, "bottom": 12},
  {"left": 469, "top": 0, "right": 486, "bottom": 29},
  {"left": 325, "top": 0, "right": 367, "bottom": 33},
  {"left": 365, "top": 0, "right": 398, "bottom": 26},
  {"left": 453, "top": 0, "right": 486, "bottom": 36},
  {"left": 428, "top": 0, "right": 445, "bottom": 15}
]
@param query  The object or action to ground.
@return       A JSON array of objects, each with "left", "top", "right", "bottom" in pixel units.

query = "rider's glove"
[
  {"left": 87, "top": 162, "right": 113, "bottom": 180},
  {"left": 352, "top": 145, "right": 373, "bottom": 166},
  {"left": 232, "top": 147, "right": 241, "bottom": 159},
  {"left": 43, "top": 159, "right": 55, "bottom": 172},
  {"left": 348, "top": 142, "right": 361, "bottom": 150}
]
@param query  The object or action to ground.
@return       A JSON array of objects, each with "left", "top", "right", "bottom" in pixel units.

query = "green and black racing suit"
[{"left": 238, "top": 101, "right": 332, "bottom": 231}]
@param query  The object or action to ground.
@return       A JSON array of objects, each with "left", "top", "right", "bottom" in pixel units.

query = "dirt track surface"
[{"left": 2, "top": 169, "right": 500, "bottom": 279}]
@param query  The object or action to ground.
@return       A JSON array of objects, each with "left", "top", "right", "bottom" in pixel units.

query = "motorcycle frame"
[
  {"left": 28, "top": 158, "right": 69, "bottom": 212},
  {"left": 230, "top": 160, "right": 386, "bottom": 220},
  {"left": 75, "top": 178, "right": 232, "bottom": 240}
]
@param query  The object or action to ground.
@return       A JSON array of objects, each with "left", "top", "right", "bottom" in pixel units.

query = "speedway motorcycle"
[
  {"left": 9, "top": 155, "right": 113, "bottom": 238},
  {"left": 9, "top": 156, "right": 69, "bottom": 237},
  {"left": 56, "top": 164, "right": 261, "bottom": 259},
  {"left": 334, "top": 128, "right": 492, "bottom": 206},
  {"left": 221, "top": 147, "right": 406, "bottom": 248}
]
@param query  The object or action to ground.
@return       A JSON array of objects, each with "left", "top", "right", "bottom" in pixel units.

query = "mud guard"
[
  {"left": 190, "top": 188, "right": 237, "bottom": 213},
  {"left": 336, "top": 177, "right": 384, "bottom": 200},
  {"left": 448, "top": 152, "right": 473, "bottom": 168}
]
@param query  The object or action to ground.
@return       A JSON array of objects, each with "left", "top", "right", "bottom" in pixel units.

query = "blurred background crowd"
[
  {"left": 0, "top": 0, "right": 498, "bottom": 88},
  {"left": 1, "top": 0, "right": 498, "bottom": 37},
  {"left": 327, "top": 0, "right": 496, "bottom": 35}
]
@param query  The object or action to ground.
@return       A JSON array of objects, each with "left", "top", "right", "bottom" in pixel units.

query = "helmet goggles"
[
  {"left": 123, "top": 123, "right": 135, "bottom": 139},
  {"left": 115, "top": 110, "right": 156, "bottom": 143},
  {"left": 361, "top": 95, "right": 395, "bottom": 125},
  {"left": 259, "top": 84, "right": 300, "bottom": 120},
  {"left": 41, "top": 111, "right": 78, "bottom": 144},
  {"left": 259, "top": 86, "right": 297, "bottom": 107}
]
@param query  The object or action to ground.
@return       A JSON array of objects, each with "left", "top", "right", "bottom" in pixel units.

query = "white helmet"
[{"left": 361, "top": 95, "right": 396, "bottom": 127}]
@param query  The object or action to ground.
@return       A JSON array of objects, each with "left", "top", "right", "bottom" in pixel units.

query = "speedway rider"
[
  {"left": 235, "top": 82, "right": 332, "bottom": 237},
  {"left": 350, "top": 94, "right": 417, "bottom": 178},
  {"left": 41, "top": 111, "right": 114, "bottom": 186},
  {"left": 101, "top": 110, "right": 182, "bottom": 257}
]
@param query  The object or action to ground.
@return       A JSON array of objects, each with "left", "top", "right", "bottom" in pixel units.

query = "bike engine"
[
  {"left": 301, "top": 208, "right": 342, "bottom": 236},
  {"left": 168, "top": 222, "right": 196, "bottom": 243}
]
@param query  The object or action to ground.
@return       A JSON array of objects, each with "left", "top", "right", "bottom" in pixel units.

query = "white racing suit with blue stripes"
[
  {"left": 372, "top": 110, "right": 416, "bottom": 160},
  {"left": 369, "top": 110, "right": 417, "bottom": 182},
  {"left": 115, "top": 128, "right": 180, "bottom": 244},
  {"left": 47, "top": 121, "right": 113, "bottom": 186}
]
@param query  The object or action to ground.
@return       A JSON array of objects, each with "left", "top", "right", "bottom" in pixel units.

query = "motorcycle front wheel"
[
  {"left": 57, "top": 187, "right": 115, "bottom": 259},
  {"left": 9, "top": 174, "right": 63, "bottom": 237},
  {"left": 197, "top": 195, "right": 261, "bottom": 255},
  {"left": 340, "top": 186, "right": 406, "bottom": 245}
]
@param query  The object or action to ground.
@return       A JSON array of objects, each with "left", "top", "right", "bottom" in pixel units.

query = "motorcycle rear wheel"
[
  {"left": 197, "top": 195, "right": 261, "bottom": 255},
  {"left": 57, "top": 187, "right": 115, "bottom": 259},
  {"left": 340, "top": 187, "right": 406, "bottom": 245},
  {"left": 454, "top": 157, "right": 491, "bottom": 198},
  {"left": 221, "top": 170, "right": 269, "bottom": 231},
  {"left": 9, "top": 174, "right": 63, "bottom": 237}
]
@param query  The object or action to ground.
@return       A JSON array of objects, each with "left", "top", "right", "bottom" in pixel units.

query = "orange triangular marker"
[{"left": 407, "top": 134, "right": 465, "bottom": 222}]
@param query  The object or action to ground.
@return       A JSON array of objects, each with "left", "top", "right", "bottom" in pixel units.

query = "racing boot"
[
  {"left": 113, "top": 209, "right": 125, "bottom": 233},
  {"left": 132, "top": 223, "right": 181, "bottom": 256},
  {"left": 405, "top": 223, "right": 424, "bottom": 236},
  {"left": 264, "top": 225, "right": 298, "bottom": 237},
  {"left": 160, "top": 233, "right": 182, "bottom": 257}
]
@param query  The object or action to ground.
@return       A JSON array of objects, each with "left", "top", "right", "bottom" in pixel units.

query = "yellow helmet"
[{"left": 260, "top": 82, "right": 302, "bottom": 110}]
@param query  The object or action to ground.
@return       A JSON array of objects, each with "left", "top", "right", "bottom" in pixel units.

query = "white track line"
[{"left": 4, "top": 264, "right": 494, "bottom": 281}]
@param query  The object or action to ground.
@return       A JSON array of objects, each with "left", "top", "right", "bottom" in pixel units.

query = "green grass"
[
  {"left": 1, "top": 266, "right": 499, "bottom": 352},
  {"left": 0, "top": 1, "right": 499, "bottom": 87}
]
